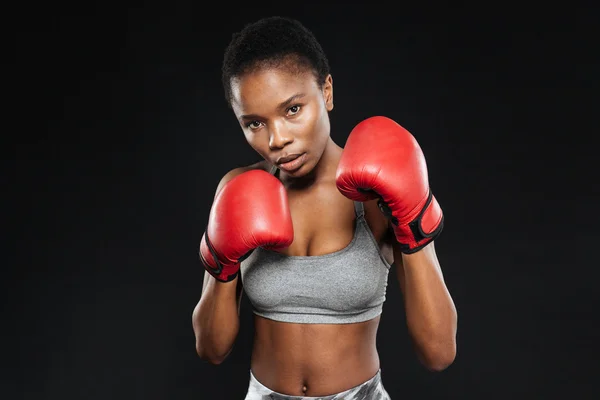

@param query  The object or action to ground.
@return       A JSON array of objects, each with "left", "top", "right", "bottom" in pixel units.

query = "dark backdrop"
[{"left": 7, "top": 3, "right": 597, "bottom": 399}]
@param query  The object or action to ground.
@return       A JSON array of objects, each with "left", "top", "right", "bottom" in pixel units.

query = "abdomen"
[{"left": 250, "top": 315, "right": 381, "bottom": 397}]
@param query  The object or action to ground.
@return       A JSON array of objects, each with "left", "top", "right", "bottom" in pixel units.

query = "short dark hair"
[{"left": 221, "top": 16, "right": 331, "bottom": 107}]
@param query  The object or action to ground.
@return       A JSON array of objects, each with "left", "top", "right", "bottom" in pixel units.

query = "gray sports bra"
[{"left": 239, "top": 167, "right": 392, "bottom": 324}]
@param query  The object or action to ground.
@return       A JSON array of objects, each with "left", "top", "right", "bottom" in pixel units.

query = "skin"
[{"left": 193, "top": 57, "right": 458, "bottom": 396}]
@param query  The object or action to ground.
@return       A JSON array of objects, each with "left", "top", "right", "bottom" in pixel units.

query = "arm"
[
  {"left": 192, "top": 270, "right": 244, "bottom": 364},
  {"left": 192, "top": 165, "right": 294, "bottom": 364},
  {"left": 191, "top": 168, "right": 246, "bottom": 365},
  {"left": 335, "top": 116, "right": 456, "bottom": 369},
  {"left": 393, "top": 239, "right": 457, "bottom": 371}
]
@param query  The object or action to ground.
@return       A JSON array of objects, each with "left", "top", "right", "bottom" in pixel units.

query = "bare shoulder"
[{"left": 214, "top": 160, "right": 271, "bottom": 199}]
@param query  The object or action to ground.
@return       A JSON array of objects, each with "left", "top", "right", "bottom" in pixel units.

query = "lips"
[
  {"left": 276, "top": 153, "right": 302, "bottom": 165},
  {"left": 276, "top": 153, "right": 307, "bottom": 172}
]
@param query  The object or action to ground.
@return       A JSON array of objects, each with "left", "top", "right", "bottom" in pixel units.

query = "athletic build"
[{"left": 192, "top": 17, "right": 457, "bottom": 399}]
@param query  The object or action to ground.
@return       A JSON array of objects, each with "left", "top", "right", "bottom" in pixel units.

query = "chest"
[{"left": 279, "top": 184, "right": 392, "bottom": 263}]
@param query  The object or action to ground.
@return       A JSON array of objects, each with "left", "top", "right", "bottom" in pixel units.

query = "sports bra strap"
[{"left": 353, "top": 201, "right": 365, "bottom": 218}]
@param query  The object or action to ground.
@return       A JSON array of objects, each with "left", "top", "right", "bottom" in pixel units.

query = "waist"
[
  {"left": 250, "top": 315, "right": 381, "bottom": 396},
  {"left": 248, "top": 369, "right": 389, "bottom": 399}
]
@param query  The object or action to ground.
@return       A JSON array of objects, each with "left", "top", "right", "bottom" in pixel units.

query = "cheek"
[
  {"left": 306, "top": 104, "right": 330, "bottom": 143},
  {"left": 243, "top": 131, "right": 270, "bottom": 155}
]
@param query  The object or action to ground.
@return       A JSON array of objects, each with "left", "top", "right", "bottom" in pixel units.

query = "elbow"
[
  {"left": 192, "top": 329, "right": 237, "bottom": 365},
  {"left": 191, "top": 302, "right": 239, "bottom": 365},
  {"left": 192, "top": 308, "right": 229, "bottom": 365},
  {"left": 195, "top": 340, "right": 230, "bottom": 365},
  {"left": 196, "top": 339, "right": 233, "bottom": 365},
  {"left": 424, "top": 351, "right": 456, "bottom": 372},
  {"left": 418, "top": 340, "right": 457, "bottom": 372}
]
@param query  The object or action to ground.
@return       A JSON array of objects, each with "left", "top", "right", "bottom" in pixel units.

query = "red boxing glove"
[
  {"left": 200, "top": 169, "right": 294, "bottom": 282},
  {"left": 336, "top": 116, "right": 443, "bottom": 254}
]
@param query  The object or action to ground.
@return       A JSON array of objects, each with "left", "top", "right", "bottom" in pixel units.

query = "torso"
[{"left": 241, "top": 160, "right": 394, "bottom": 396}]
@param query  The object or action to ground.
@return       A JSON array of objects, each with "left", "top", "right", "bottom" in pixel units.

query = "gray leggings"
[{"left": 244, "top": 369, "right": 391, "bottom": 399}]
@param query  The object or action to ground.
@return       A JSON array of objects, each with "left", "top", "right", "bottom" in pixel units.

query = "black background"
[{"left": 7, "top": 2, "right": 597, "bottom": 399}]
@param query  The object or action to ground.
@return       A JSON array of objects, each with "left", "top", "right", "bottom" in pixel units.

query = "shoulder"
[{"left": 214, "top": 160, "right": 272, "bottom": 198}]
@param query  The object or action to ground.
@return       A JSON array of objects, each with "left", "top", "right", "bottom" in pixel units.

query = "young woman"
[{"left": 192, "top": 16, "right": 457, "bottom": 399}]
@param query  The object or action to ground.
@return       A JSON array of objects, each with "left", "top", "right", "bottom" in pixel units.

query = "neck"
[{"left": 279, "top": 137, "right": 342, "bottom": 189}]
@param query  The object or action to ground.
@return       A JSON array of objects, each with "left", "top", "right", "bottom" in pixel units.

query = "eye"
[
  {"left": 245, "top": 120, "right": 263, "bottom": 130},
  {"left": 287, "top": 105, "right": 301, "bottom": 116}
]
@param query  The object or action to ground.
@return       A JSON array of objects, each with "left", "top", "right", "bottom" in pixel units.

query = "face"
[{"left": 230, "top": 65, "right": 334, "bottom": 177}]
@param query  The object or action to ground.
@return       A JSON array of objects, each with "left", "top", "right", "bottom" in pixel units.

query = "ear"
[{"left": 322, "top": 74, "right": 334, "bottom": 111}]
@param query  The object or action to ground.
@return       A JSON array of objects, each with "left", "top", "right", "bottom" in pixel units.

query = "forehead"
[{"left": 230, "top": 67, "right": 319, "bottom": 114}]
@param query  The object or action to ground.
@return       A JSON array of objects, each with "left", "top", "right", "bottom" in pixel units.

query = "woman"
[{"left": 192, "top": 16, "right": 457, "bottom": 399}]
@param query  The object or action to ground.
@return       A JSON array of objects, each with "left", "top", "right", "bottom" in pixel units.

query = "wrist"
[
  {"left": 200, "top": 232, "right": 240, "bottom": 282},
  {"left": 388, "top": 191, "right": 444, "bottom": 254}
]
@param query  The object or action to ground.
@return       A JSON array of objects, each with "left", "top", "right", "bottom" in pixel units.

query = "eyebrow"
[{"left": 240, "top": 93, "right": 306, "bottom": 120}]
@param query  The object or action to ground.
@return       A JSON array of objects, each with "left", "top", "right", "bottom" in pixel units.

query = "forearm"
[
  {"left": 192, "top": 275, "right": 240, "bottom": 364},
  {"left": 398, "top": 242, "right": 457, "bottom": 370}
]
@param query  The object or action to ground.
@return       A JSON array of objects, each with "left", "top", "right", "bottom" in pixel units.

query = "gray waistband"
[{"left": 245, "top": 369, "right": 391, "bottom": 399}]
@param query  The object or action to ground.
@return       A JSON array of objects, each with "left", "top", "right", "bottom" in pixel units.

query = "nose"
[{"left": 269, "top": 121, "right": 293, "bottom": 150}]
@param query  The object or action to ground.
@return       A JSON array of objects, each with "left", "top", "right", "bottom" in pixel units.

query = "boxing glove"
[
  {"left": 336, "top": 116, "right": 443, "bottom": 254},
  {"left": 200, "top": 169, "right": 294, "bottom": 282}
]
